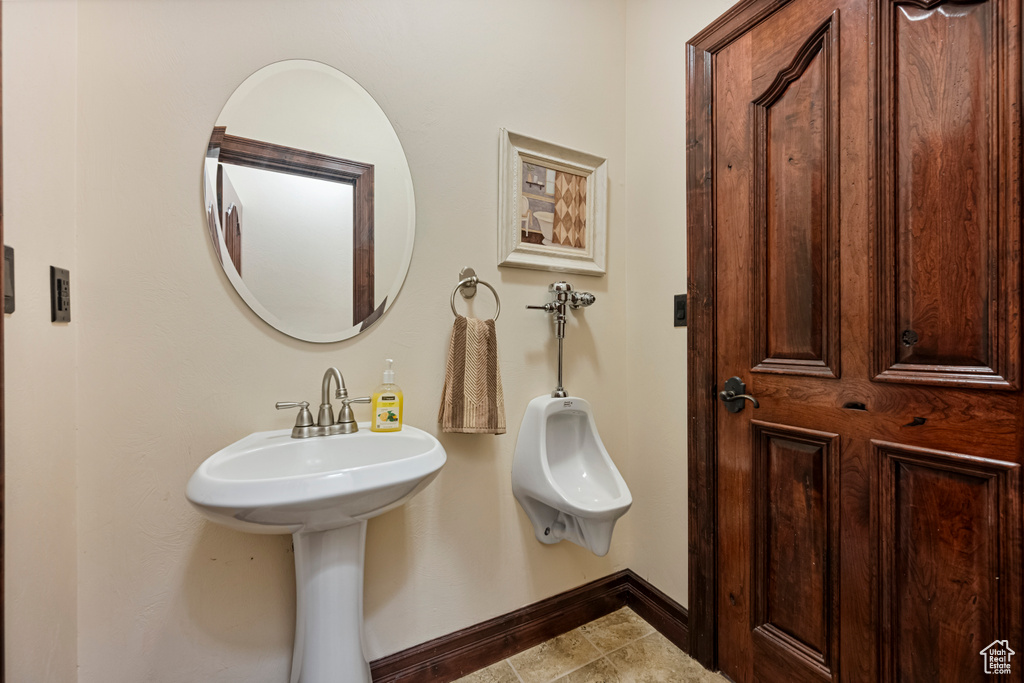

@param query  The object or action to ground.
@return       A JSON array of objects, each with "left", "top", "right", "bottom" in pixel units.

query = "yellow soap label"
[{"left": 375, "top": 394, "right": 401, "bottom": 430}]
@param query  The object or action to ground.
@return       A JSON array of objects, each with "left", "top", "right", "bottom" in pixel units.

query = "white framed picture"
[{"left": 498, "top": 129, "right": 607, "bottom": 276}]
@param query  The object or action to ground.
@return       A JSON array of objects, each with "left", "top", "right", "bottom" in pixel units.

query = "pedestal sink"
[{"left": 186, "top": 424, "right": 446, "bottom": 683}]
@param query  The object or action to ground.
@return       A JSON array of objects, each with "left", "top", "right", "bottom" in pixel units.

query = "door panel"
[
  {"left": 873, "top": 0, "right": 1022, "bottom": 388},
  {"left": 716, "top": 3, "right": 850, "bottom": 681},
  {"left": 753, "top": 14, "right": 841, "bottom": 378},
  {"left": 752, "top": 422, "right": 840, "bottom": 682},
  {"left": 877, "top": 441, "right": 1022, "bottom": 683}
]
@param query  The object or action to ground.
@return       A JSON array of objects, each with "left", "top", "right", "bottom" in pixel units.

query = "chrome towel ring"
[{"left": 451, "top": 266, "right": 500, "bottom": 321}]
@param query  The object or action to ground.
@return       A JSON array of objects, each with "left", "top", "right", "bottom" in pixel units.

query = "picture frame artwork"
[{"left": 498, "top": 129, "right": 607, "bottom": 276}]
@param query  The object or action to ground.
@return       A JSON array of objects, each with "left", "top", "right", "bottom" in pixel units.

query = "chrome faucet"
[
  {"left": 276, "top": 367, "right": 371, "bottom": 438},
  {"left": 319, "top": 367, "right": 345, "bottom": 428}
]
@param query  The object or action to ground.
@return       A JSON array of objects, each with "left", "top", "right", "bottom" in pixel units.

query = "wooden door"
[{"left": 687, "top": 0, "right": 1024, "bottom": 681}]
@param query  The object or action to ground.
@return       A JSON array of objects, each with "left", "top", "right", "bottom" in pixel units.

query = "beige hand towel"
[{"left": 439, "top": 315, "right": 506, "bottom": 434}]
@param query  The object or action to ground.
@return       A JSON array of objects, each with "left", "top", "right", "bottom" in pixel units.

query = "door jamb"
[
  {"left": 685, "top": 0, "right": 794, "bottom": 669},
  {"left": 2, "top": 2, "right": 7, "bottom": 677}
]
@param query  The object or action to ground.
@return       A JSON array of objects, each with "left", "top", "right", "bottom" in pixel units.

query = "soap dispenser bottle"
[{"left": 371, "top": 359, "right": 403, "bottom": 432}]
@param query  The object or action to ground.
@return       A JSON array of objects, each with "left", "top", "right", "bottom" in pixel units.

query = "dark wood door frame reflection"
[
  {"left": 207, "top": 126, "right": 375, "bottom": 326},
  {"left": 223, "top": 203, "right": 242, "bottom": 276}
]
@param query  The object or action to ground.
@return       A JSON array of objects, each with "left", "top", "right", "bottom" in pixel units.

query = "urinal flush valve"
[
  {"left": 527, "top": 281, "right": 596, "bottom": 339},
  {"left": 527, "top": 282, "right": 596, "bottom": 397}
]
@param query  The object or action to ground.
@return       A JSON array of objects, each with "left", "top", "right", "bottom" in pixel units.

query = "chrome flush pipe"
[{"left": 527, "top": 281, "right": 596, "bottom": 398}]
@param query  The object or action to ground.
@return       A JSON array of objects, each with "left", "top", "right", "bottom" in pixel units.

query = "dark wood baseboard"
[
  {"left": 621, "top": 572, "right": 690, "bottom": 653},
  {"left": 370, "top": 569, "right": 688, "bottom": 683}
]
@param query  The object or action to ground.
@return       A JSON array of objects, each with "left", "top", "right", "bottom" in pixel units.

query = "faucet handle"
[
  {"left": 276, "top": 401, "right": 314, "bottom": 428},
  {"left": 338, "top": 396, "right": 371, "bottom": 420},
  {"left": 276, "top": 401, "right": 308, "bottom": 409},
  {"left": 336, "top": 396, "right": 371, "bottom": 434}
]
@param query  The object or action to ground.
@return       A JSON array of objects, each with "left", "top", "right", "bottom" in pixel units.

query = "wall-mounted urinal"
[
  {"left": 512, "top": 282, "right": 631, "bottom": 556},
  {"left": 512, "top": 395, "right": 631, "bottom": 556}
]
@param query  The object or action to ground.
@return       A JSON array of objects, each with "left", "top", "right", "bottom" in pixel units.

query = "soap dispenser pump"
[{"left": 371, "top": 359, "right": 403, "bottom": 432}]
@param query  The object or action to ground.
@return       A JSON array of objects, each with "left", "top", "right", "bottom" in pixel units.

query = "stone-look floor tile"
[
  {"left": 555, "top": 657, "right": 623, "bottom": 683},
  {"left": 508, "top": 629, "right": 602, "bottom": 683},
  {"left": 606, "top": 631, "right": 728, "bottom": 683},
  {"left": 579, "top": 608, "right": 655, "bottom": 653},
  {"left": 453, "top": 659, "right": 522, "bottom": 683}
]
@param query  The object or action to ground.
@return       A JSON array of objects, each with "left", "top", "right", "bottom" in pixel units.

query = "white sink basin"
[
  {"left": 186, "top": 424, "right": 446, "bottom": 683},
  {"left": 186, "top": 424, "right": 446, "bottom": 534}
]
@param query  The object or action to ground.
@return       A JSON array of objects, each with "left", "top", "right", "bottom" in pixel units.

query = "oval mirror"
[{"left": 203, "top": 60, "right": 415, "bottom": 342}]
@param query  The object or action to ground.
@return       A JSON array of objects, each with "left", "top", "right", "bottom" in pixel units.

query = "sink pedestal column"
[{"left": 290, "top": 522, "right": 371, "bottom": 683}]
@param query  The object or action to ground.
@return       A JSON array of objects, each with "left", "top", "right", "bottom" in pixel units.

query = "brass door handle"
[
  {"left": 719, "top": 377, "right": 759, "bottom": 413},
  {"left": 718, "top": 390, "right": 760, "bottom": 407}
]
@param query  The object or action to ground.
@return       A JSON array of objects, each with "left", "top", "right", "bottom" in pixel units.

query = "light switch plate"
[
  {"left": 674, "top": 293, "right": 687, "bottom": 327},
  {"left": 4, "top": 246, "right": 14, "bottom": 314},
  {"left": 50, "top": 266, "right": 70, "bottom": 323}
]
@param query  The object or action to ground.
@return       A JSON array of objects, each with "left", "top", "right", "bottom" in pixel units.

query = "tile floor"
[{"left": 453, "top": 608, "right": 729, "bottom": 683}]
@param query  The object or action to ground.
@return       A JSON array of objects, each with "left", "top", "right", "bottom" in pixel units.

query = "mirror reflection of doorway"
[{"left": 206, "top": 126, "right": 375, "bottom": 328}]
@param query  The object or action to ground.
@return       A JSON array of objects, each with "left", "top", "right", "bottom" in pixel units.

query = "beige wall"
[
  {"left": 3, "top": 1, "right": 80, "bottom": 681},
  {"left": 623, "top": 0, "right": 737, "bottom": 607},
  {"left": 70, "top": 1, "right": 629, "bottom": 681},
  {"left": 3, "top": 0, "right": 740, "bottom": 680}
]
